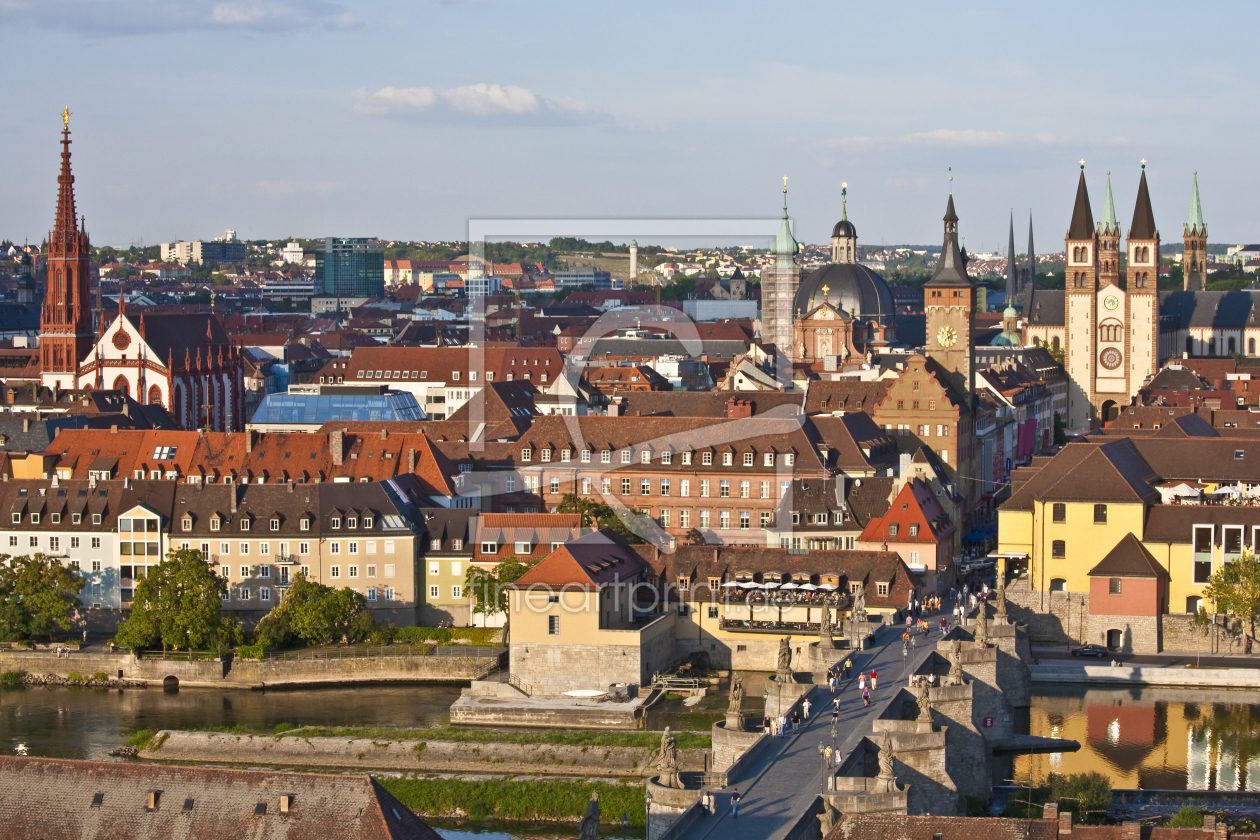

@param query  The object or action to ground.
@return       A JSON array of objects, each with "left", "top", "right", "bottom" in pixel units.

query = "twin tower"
[{"left": 1058, "top": 166, "right": 1206, "bottom": 431}]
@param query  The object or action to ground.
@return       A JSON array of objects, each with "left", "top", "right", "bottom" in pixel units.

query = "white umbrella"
[
  {"left": 797, "top": 583, "right": 818, "bottom": 591},
  {"left": 779, "top": 582, "right": 799, "bottom": 590},
  {"left": 738, "top": 581, "right": 758, "bottom": 589},
  {"left": 761, "top": 582, "right": 781, "bottom": 589},
  {"left": 720, "top": 581, "right": 741, "bottom": 587},
  {"left": 1209, "top": 485, "right": 1242, "bottom": 496},
  {"left": 817, "top": 584, "right": 838, "bottom": 591}
]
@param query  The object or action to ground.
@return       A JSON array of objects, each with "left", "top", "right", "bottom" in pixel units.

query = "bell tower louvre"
[{"left": 41, "top": 110, "right": 95, "bottom": 389}]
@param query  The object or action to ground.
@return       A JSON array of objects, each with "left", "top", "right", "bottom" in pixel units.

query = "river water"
[{"left": 1014, "top": 685, "right": 1260, "bottom": 791}]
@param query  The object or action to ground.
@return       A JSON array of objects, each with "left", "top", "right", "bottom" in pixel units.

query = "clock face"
[
  {"left": 1103, "top": 295, "right": 1119, "bottom": 311},
  {"left": 936, "top": 326, "right": 958, "bottom": 348}
]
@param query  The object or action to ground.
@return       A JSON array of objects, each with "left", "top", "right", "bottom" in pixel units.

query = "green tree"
[
  {"left": 1202, "top": 546, "right": 1260, "bottom": 652},
  {"left": 0, "top": 554, "right": 85, "bottom": 640},
  {"left": 556, "top": 494, "right": 642, "bottom": 543},
  {"left": 465, "top": 557, "right": 533, "bottom": 644},
  {"left": 1047, "top": 771, "right": 1111, "bottom": 824},
  {"left": 276, "top": 573, "right": 375, "bottom": 645},
  {"left": 1052, "top": 411, "right": 1068, "bottom": 446},
  {"left": 114, "top": 548, "right": 228, "bottom": 652}
]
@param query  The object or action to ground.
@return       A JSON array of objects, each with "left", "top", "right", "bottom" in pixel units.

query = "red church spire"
[{"left": 41, "top": 109, "right": 95, "bottom": 388}]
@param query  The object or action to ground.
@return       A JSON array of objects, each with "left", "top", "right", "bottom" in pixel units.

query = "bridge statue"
[
  {"left": 996, "top": 576, "right": 1007, "bottom": 618},
  {"left": 915, "top": 678, "right": 933, "bottom": 724},
  {"left": 579, "top": 792, "right": 600, "bottom": 840},
  {"left": 726, "top": 677, "right": 745, "bottom": 730},
  {"left": 946, "top": 638, "right": 965, "bottom": 686},
  {"left": 776, "top": 636, "right": 793, "bottom": 676},
  {"left": 874, "top": 730, "right": 900, "bottom": 793},
  {"left": 974, "top": 601, "right": 988, "bottom": 643},
  {"left": 652, "top": 727, "right": 683, "bottom": 789},
  {"left": 817, "top": 798, "right": 840, "bottom": 835},
  {"left": 819, "top": 605, "right": 833, "bottom": 647},
  {"left": 853, "top": 588, "right": 866, "bottom": 620}
]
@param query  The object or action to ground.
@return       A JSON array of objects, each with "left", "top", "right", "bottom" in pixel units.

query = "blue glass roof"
[{"left": 250, "top": 391, "right": 425, "bottom": 425}]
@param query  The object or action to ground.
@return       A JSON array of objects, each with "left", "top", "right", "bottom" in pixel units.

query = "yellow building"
[{"left": 997, "top": 429, "right": 1260, "bottom": 653}]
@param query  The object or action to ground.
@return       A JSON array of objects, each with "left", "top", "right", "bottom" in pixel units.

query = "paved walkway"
[{"left": 677, "top": 614, "right": 949, "bottom": 840}]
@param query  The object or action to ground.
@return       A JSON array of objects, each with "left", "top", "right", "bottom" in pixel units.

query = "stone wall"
[
  {"left": 1161, "top": 612, "right": 1248, "bottom": 655},
  {"left": 646, "top": 778, "right": 702, "bottom": 840},
  {"left": 924, "top": 682, "right": 990, "bottom": 802},
  {"left": 1084, "top": 612, "right": 1160, "bottom": 655},
  {"left": 1005, "top": 588, "right": 1089, "bottom": 646},
  {"left": 511, "top": 615, "right": 677, "bottom": 696},
  {"left": 710, "top": 721, "right": 763, "bottom": 775},
  {"left": 869, "top": 721, "right": 962, "bottom": 816},
  {"left": 142, "top": 730, "right": 703, "bottom": 777}
]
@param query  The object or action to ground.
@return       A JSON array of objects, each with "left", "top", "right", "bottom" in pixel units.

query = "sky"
[{"left": 2, "top": 0, "right": 1258, "bottom": 252}]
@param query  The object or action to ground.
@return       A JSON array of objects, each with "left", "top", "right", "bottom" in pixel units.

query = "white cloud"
[
  {"left": 0, "top": 0, "right": 358, "bottom": 35},
  {"left": 353, "top": 82, "right": 608, "bottom": 126}
]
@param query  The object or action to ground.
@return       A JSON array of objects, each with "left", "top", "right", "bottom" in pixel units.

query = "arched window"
[
  {"left": 1072, "top": 247, "right": 1079, "bottom": 262},
  {"left": 147, "top": 384, "right": 163, "bottom": 406},
  {"left": 112, "top": 375, "right": 129, "bottom": 397},
  {"left": 1250, "top": 338, "right": 1256, "bottom": 356},
  {"left": 1209, "top": 338, "right": 1216, "bottom": 356},
  {"left": 174, "top": 383, "right": 184, "bottom": 425},
  {"left": 1052, "top": 336, "right": 1060, "bottom": 351},
  {"left": 1187, "top": 336, "right": 1194, "bottom": 354},
  {"left": 1229, "top": 338, "right": 1237, "bottom": 355}
]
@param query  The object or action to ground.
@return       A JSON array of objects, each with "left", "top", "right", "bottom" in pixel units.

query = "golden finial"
[
  {"left": 782, "top": 175, "right": 788, "bottom": 194},
  {"left": 1079, "top": 159, "right": 1085, "bottom": 169},
  {"left": 61, "top": 107, "right": 71, "bottom": 129},
  {"left": 1140, "top": 158, "right": 1147, "bottom": 169}
]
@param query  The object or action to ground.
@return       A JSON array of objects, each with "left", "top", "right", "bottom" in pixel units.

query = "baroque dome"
[
  {"left": 794, "top": 262, "right": 894, "bottom": 323},
  {"left": 831, "top": 218, "right": 857, "bottom": 238}
]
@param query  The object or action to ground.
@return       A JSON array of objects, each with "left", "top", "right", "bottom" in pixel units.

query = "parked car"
[{"left": 1070, "top": 644, "right": 1108, "bottom": 658}]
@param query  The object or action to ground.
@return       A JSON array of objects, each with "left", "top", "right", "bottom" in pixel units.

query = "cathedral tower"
[
  {"left": 762, "top": 178, "right": 799, "bottom": 360},
  {"left": 1097, "top": 173, "right": 1121, "bottom": 288},
  {"left": 1004, "top": 212, "right": 1018, "bottom": 304},
  {"left": 1125, "top": 164, "right": 1159, "bottom": 399},
  {"left": 1183, "top": 173, "right": 1207, "bottom": 292},
  {"left": 41, "top": 110, "right": 95, "bottom": 390},
  {"left": 1064, "top": 164, "right": 1098, "bottom": 431},
  {"left": 923, "top": 194, "right": 975, "bottom": 400}
]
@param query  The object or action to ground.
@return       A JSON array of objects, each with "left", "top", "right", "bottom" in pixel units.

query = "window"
[
  {"left": 908, "top": 524, "right": 919, "bottom": 538},
  {"left": 72, "top": 538, "right": 81, "bottom": 549},
  {"left": 640, "top": 450, "right": 650, "bottom": 464},
  {"left": 240, "top": 565, "right": 250, "bottom": 578},
  {"left": 739, "top": 511, "right": 750, "bottom": 530},
  {"left": 720, "top": 480, "right": 730, "bottom": 498},
  {"left": 299, "top": 542, "right": 309, "bottom": 555},
  {"left": 560, "top": 449, "right": 570, "bottom": 463},
  {"left": 739, "top": 480, "right": 749, "bottom": 498},
  {"left": 431, "top": 539, "right": 441, "bottom": 550},
  {"left": 722, "top": 452, "right": 733, "bottom": 466},
  {"left": 641, "top": 479, "right": 651, "bottom": 496},
  {"left": 1109, "top": 577, "right": 1122, "bottom": 595},
  {"left": 548, "top": 615, "right": 560, "bottom": 635},
  {"left": 661, "top": 451, "right": 672, "bottom": 465},
  {"left": 661, "top": 479, "right": 671, "bottom": 496},
  {"left": 520, "top": 448, "right": 532, "bottom": 462},
  {"left": 784, "top": 453, "right": 794, "bottom": 466},
  {"left": 621, "top": 478, "right": 632, "bottom": 495},
  {"left": 680, "top": 510, "right": 691, "bottom": 528},
  {"left": 260, "top": 565, "right": 270, "bottom": 577},
  {"left": 1052, "top": 540, "right": 1066, "bottom": 559},
  {"left": 549, "top": 477, "right": 559, "bottom": 494},
  {"left": 682, "top": 452, "right": 692, "bottom": 465},
  {"left": 221, "top": 565, "right": 230, "bottom": 578},
  {"left": 73, "top": 513, "right": 82, "bottom": 525},
  {"left": 700, "top": 511, "right": 710, "bottom": 528},
  {"left": 260, "top": 588, "right": 271, "bottom": 602},
  {"left": 28, "top": 536, "right": 37, "bottom": 548},
  {"left": 300, "top": 518, "right": 310, "bottom": 531},
  {"left": 330, "top": 566, "right": 340, "bottom": 578},
  {"left": 91, "top": 537, "right": 100, "bottom": 549},
  {"left": 240, "top": 518, "right": 250, "bottom": 531},
  {"left": 540, "top": 448, "right": 551, "bottom": 463},
  {"left": 367, "top": 588, "right": 377, "bottom": 602},
  {"left": 154, "top": 446, "right": 177, "bottom": 460},
  {"left": 330, "top": 517, "right": 341, "bottom": 529},
  {"left": 743, "top": 452, "right": 754, "bottom": 466},
  {"left": 384, "top": 564, "right": 395, "bottom": 578},
  {"left": 702, "top": 452, "right": 713, "bottom": 465},
  {"left": 239, "top": 588, "right": 250, "bottom": 600},
  {"left": 482, "top": 541, "right": 498, "bottom": 554},
  {"left": 239, "top": 542, "right": 249, "bottom": 555},
  {"left": 760, "top": 511, "right": 772, "bottom": 528},
  {"left": 621, "top": 449, "right": 631, "bottom": 464},
  {"left": 515, "top": 541, "right": 531, "bottom": 555},
  {"left": 49, "top": 536, "right": 59, "bottom": 552},
  {"left": 602, "top": 478, "right": 611, "bottom": 495},
  {"left": 877, "top": 583, "right": 889, "bottom": 597},
  {"left": 601, "top": 450, "right": 611, "bottom": 463},
  {"left": 330, "top": 542, "right": 340, "bottom": 555},
  {"left": 260, "top": 543, "right": 270, "bottom": 556},
  {"left": 580, "top": 449, "right": 591, "bottom": 463},
  {"left": 1093, "top": 504, "right": 1107, "bottom": 524},
  {"left": 429, "top": 584, "right": 439, "bottom": 598},
  {"left": 719, "top": 511, "right": 730, "bottom": 529},
  {"left": 764, "top": 452, "right": 774, "bottom": 466},
  {"left": 660, "top": 509, "right": 670, "bottom": 527},
  {"left": 1052, "top": 503, "right": 1066, "bottom": 523},
  {"left": 700, "top": 479, "right": 709, "bottom": 497}
]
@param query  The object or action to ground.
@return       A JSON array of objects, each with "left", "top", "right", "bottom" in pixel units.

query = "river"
[{"left": 1014, "top": 685, "right": 1260, "bottom": 791}]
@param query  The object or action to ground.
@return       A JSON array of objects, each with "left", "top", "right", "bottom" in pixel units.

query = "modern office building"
[
  {"left": 553, "top": 266, "right": 618, "bottom": 290},
  {"left": 315, "top": 238, "right": 385, "bottom": 299}
]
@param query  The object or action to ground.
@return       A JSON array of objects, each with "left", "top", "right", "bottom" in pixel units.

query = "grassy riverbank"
[
  {"left": 378, "top": 777, "right": 646, "bottom": 825},
  {"left": 284, "top": 725, "right": 711, "bottom": 750}
]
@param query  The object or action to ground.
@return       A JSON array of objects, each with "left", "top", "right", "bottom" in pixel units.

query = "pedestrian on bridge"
[
  {"left": 857, "top": 672, "right": 866, "bottom": 693},
  {"left": 701, "top": 791, "right": 710, "bottom": 816},
  {"left": 792, "top": 708, "right": 801, "bottom": 731},
  {"left": 844, "top": 657, "right": 853, "bottom": 678},
  {"left": 802, "top": 698, "right": 811, "bottom": 720},
  {"left": 731, "top": 789, "right": 741, "bottom": 819},
  {"left": 869, "top": 669, "right": 878, "bottom": 691},
  {"left": 862, "top": 687, "right": 870, "bottom": 707}
]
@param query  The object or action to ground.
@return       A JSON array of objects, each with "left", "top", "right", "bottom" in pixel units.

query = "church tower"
[
  {"left": 762, "top": 178, "right": 799, "bottom": 360},
  {"left": 1183, "top": 173, "right": 1207, "bottom": 292},
  {"left": 923, "top": 194, "right": 975, "bottom": 400},
  {"left": 1097, "top": 173, "right": 1121, "bottom": 288},
  {"left": 41, "top": 110, "right": 95, "bottom": 390},
  {"left": 1125, "top": 164, "right": 1160, "bottom": 396},
  {"left": 1064, "top": 164, "right": 1098, "bottom": 431},
  {"left": 830, "top": 183, "right": 857, "bottom": 264},
  {"left": 1004, "top": 212, "right": 1017, "bottom": 304}
]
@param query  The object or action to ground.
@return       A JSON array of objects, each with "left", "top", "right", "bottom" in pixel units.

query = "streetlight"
[
  {"left": 902, "top": 644, "right": 909, "bottom": 680},
  {"left": 817, "top": 742, "right": 826, "bottom": 793},
  {"left": 762, "top": 689, "right": 769, "bottom": 731}
]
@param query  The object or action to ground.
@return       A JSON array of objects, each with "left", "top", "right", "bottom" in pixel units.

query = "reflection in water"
[
  {"left": 0, "top": 684, "right": 462, "bottom": 760},
  {"left": 1017, "top": 687, "right": 1260, "bottom": 790}
]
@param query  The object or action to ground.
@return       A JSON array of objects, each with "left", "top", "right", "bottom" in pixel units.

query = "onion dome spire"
[{"left": 773, "top": 176, "right": 799, "bottom": 268}]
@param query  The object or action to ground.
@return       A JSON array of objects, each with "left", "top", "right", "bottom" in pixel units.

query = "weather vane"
[
  {"left": 782, "top": 175, "right": 788, "bottom": 194},
  {"left": 948, "top": 166, "right": 953, "bottom": 193},
  {"left": 61, "top": 107, "right": 71, "bottom": 129}
]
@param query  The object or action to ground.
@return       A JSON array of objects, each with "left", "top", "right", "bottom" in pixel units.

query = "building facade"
[{"left": 315, "top": 238, "right": 385, "bottom": 299}]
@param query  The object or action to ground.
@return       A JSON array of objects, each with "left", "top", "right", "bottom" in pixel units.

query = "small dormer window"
[
  {"left": 702, "top": 452, "right": 713, "bottom": 465},
  {"left": 10, "top": 513, "right": 18, "bottom": 524},
  {"left": 210, "top": 517, "right": 220, "bottom": 532},
  {"left": 182, "top": 517, "right": 193, "bottom": 531},
  {"left": 764, "top": 452, "right": 774, "bottom": 466},
  {"left": 560, "top": 449, "right": 570, "bottom": 463},
  {"left": 72, "top": 513, "right": 81, "bottom": 524},
  {"left": 347, "top": 517, "right": 358, "bottom": 529},
  {"left": 270, "top": 518, "right": 280, "bottom": 531},
  {"left": 363, "top": 517, "right": 373, "bottom": 528},
  {"left": 784, "top": 453, "right": 795, "bottom": 466},
  {"left": 521, "top": 448, "right": 532, "bottom": 462},
  {"left": 300, "top": 517, "right": 310, "bottom": 531},
  {"left": 723, "top": 453, "right": 733, "bottom": 466},
  {"left": 330, "top": 517, "right": 341, "bottom": 529},
  {"left": 640, "top": 450, "right": 650, "bottom": 464},
  {"left": 540, "top": 449, "right": 551, "bottom": 463},
  {"left": 661, "top": 451, "right": 672, "bottom": 465},
  {"left": 682, "top": 451, "right": 692, "bottom": 465},
  {"left": 240, "top": 518, "right": 251, "bottom": 531}
]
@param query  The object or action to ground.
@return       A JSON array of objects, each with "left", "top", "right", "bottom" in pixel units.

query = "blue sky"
[{"left": 3, "top": 1, "right": 1257, "bottom": 251}]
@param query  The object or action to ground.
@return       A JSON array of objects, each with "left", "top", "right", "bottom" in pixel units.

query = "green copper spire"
[
  {"left": 773, "top": 176, "right": 799, "bottom": 268},
  {"left": 1187, "top": 172, "right": 1205, "bottom": 233},
  {"left": 1099, "top": 171, "right": 1118, "bottom": 233}
]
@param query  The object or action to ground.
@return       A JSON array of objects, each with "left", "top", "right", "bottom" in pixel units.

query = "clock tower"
[{"left": 923, "top": 194, "right": 975, "bottom": 401}]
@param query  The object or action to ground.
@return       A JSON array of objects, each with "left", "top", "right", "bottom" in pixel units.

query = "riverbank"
[
  {"left": 1030, "top": 663, "right": 1260, "bottom": 689},
  {"left": 137, "top": 728, "right": 708, "bottom": 776},
  {"left": 0, "top": 646, "right": 503, "bottom": 689}
]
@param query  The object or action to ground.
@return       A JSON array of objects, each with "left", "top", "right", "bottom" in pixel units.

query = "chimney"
[
  {"left": 231, "top": 484, "right": 238, "bottom": 514},
  {"left": 1119, "top": 822, "right": 1139, "bottom": 840},
  {"left": 330, "top": 430, "right": 344, "bottom": 466},
  {"left": 246, "top": 430, "right": 255, "bottom": 453},
  {"left": 1042, "top": 803, "right": 1058, "bottom": 820},
  {"left": 408, "top": 448, "right": 416, "bottom": 473},
  {"left": 111, "top": 425, "right": 118, "bottom": 434},
  {"left": 279, "top": 794, "right": 294, "bottom": 814},
  {"left": 899, "top": 451, "right": 912, "bottom": 478},
  {"left": 1203, "top": 815, "right": 1216, "bottom": 831},
  {"left": 146, "top": 790, "right": 160, "bottom": 811},
  {"left": 381, "top": 429, "right": 388, "bottom": 440},
  {"left": 287, "top": 481, "right": 294, "bottom": 493},
  {"left": 22, "top": 417, "right": 29, "bottom": 433}
]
